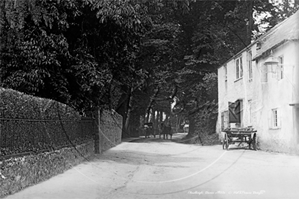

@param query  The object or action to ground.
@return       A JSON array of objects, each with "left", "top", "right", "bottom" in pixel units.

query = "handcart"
[{"left": 222, "top": 127, "right": 257, "bottom": 150}]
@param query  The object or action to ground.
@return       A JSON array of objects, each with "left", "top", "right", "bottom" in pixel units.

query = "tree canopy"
[
  {"left": 0, "top": 0, "right": 298, "bottom": 137},
  {"left": 0, "top": 0, "right": 148, "bottom": 112}
]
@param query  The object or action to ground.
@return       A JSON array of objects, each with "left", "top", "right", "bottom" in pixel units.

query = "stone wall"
[
  {"left": 96, "top": 110, "right": 123, "bottom": 153},
  {"left": 0, "top": 89, "right": 124, "bottom": 198},
  {"left": 0, "top": 109, "right": 124, "bottom": 198},
  {"left": 0, "top": 140, "right": 94, "bottom": 198}
]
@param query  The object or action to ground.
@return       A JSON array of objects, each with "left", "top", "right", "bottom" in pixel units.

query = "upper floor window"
[
  {"left": 256, "top": 42, "right": 261, "bottom": 50},
  {"left": 236, "top": 57, "right": 243, "bottom": 80},
  {"left": 247, "top": 51, "right": 253, "bottom": 81}
]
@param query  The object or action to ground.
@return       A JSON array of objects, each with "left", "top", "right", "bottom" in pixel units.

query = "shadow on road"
[
  {"left": 92, "top": 149, "right": 204, "bottom": 166},
  {"left": 123, "top": 133, "right": 188, "bottom": 143},
  {"left": 128, "top": 137, "right": 176, "bottom": 143},
  {"left": 91, "top": 137, "right": 206, "bottom": 166},
  {"left": 124, "top": 133, "right": 223, "bottom": 148}
]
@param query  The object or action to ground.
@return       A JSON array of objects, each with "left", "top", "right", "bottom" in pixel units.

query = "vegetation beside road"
[{"left": 0, "top": 0, "right": 298, "bottom": 139}]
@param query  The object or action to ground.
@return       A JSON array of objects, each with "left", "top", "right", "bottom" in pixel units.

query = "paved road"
[{"left": 4, "top": 135, "right": 299, "bottom": 199}]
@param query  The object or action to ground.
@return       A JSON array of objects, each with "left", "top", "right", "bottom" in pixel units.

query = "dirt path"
[{"left": 4, "top": 135, "right": 299, "bottom": 199}]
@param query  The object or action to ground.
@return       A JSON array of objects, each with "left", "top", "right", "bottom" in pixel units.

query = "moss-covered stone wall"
[{"left": 0, "top": 140, "right": 94, "bottom": 198}]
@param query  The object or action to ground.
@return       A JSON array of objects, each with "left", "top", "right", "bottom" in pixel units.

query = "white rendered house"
[{"left": 217, "top": 11, "right": 299, "bottom": 154}]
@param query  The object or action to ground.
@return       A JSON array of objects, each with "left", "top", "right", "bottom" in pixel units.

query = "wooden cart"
[
  {"left": 144, "top": 122, "right": 155, "bottom": 138},
  {"left": 222, "top": 128, "right": 257, "bottom": 150}
]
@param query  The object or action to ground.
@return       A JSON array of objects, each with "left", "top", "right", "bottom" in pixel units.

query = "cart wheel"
[
  {"left": 225, "top": 137, "right": 229, "bottom": 150},
  {"left": 222, "top": 134, "right": 227, "bottom": 150}
]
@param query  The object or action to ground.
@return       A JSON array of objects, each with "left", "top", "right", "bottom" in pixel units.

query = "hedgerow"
[{"left": 0, "top": 88, "right": 94, "bottom": 158}]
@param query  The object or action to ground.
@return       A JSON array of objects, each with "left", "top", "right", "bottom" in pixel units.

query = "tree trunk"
[
  {"left": 247, "top": 1, "right": 254, "bottom": 45},
  {"left": 128, "top": 111, "right": 141, "bottom": 137},
  {"left": 154, "top": 110, "right": 159, "bottom": 135},
  {"left": 145, "top": 108, "right": 151, "bottom": 123},
  {"left": 159, "top": 111, "right": 163, "bottom": 123},
  {"left": 188, "top": 115, "right": 195, "bottom": 137},
  {"left": 124, "top": 87, "right": 133, "bottom": 137}
]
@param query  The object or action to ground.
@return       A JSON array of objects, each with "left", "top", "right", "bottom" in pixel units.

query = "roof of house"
[
  {"left": 253, "top": 10, "right": 299, "bottom": 60},
  {"left": 219, "top": 10, "right": 299, "bottom": 68}
]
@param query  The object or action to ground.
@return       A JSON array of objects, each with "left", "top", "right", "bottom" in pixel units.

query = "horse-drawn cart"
[
  {"left": 222, "top": 128, "right": 257, "bottom": 150},
  {"left": 144, "top": 122, "right": 155, "bottom": 138}
]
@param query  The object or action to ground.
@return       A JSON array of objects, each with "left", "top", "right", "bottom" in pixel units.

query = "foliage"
[
  {"left": 252, "top": 0, "right": 299, "bottom": 39},
  {"left": 0, "top": 88, "right": 93, "bottom": 156},
  {"left": 0, "top": 0, "right": 298, "bottom": 138},
  {"left": 0, "top": 88, "right": 80, "bottom": 119},
  {"left": 138, "top": 0, "right": 298, "bottom": 136},
  {"left": 0, "top": 0, "right": 148, "bottom": 112}
]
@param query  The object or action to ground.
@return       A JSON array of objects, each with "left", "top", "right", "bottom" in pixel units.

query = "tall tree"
[
  {"left": 0, "top": 0, "right": 148, "bottom": 113},
  {"left": 140, "top": 0, "right": 285, "bottom": 137},
  {"left": 1, "top": 0, "right": 297, "bottom": 139}
]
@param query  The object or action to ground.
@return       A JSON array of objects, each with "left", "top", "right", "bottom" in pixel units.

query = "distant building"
[{"left": 217, "top": 11, "right": 299, "bottom": 154}]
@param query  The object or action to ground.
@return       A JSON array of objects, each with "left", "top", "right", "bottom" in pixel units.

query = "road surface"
[{"left": 4, "top": 134, "right": 299, "bottom": 199}]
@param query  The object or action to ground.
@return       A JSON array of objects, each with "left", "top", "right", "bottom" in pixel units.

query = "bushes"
[
  {"left": 0, "top": 88, "right": 80, "bottom": 120},
  {"left": 0, "top": 88, "right": 95, "bottom": 158}
]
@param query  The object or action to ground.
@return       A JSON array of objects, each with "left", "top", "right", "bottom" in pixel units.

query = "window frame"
[
  {"left": 271, "top": 108, "right": 280, "bottom": 129},
  {"left": 278, "top": 55, "right": 284, "bottom": 80},
  {"left": 235, "top": 56, "right": 243, "bottom": 80}
]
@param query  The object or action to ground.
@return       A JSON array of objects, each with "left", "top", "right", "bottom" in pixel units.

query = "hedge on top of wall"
[
  {"left": 0, "top": 88, "right": 95, "bottom": 157},
  {"left": 0, "top": 88, "right": 80, "bottom": 120}
]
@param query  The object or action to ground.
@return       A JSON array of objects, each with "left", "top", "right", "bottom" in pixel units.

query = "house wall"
[
  {"left": 255, "top": 42, "right": 298, "bottom": 154},
  {"left": 217, "top": 41, "right": 298, "bottom": 154},
  {"left": 293, "top": 41, "right": 299, "bottom": 104},
  {"left": 293, "top": 41, "right": 299, "bottom": 152},
  {"left": 217, "top": 46, "right": 257, "bottom": 132}
]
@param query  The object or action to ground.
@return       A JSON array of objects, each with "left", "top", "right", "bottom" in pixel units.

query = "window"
[
  {"left": 236, "top": 60, "right": 239, "bottom": 79},
  {"left": 236, "top": 57, "right": 243, "bottom": 80},
  {"left": 278, "top": 56, "right": 284, "bottom": 80},
  {"left": 247, "top": 51, "right": 253, "bottom": 81},
  {"left": 256, "top": 42, "right": 261, "bottom": 50},
  {"left": 228, "top": 99, "right": 243, "bottom": 125},
  {"left": 271, "top": 108, "right": 280, "bottom": 128}
]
